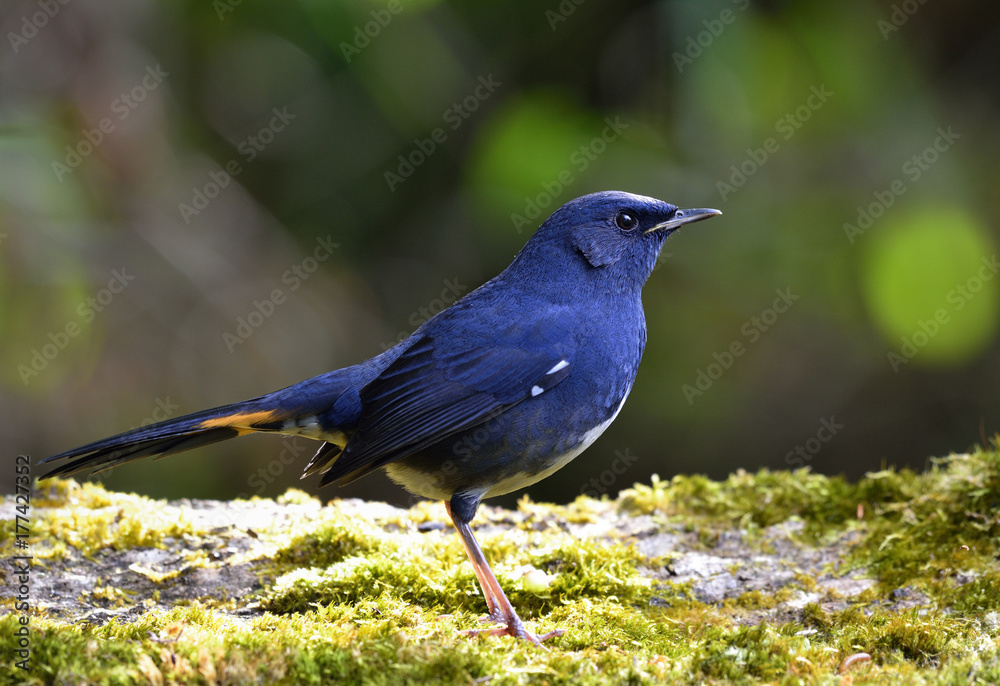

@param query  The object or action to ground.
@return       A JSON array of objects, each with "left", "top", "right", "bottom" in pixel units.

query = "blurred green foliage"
[
  {"left": 862, "top": 207, "right": 998, "bottom": 366},
  {"left": 1, "top": 0, "right": 998, "bottom": 505}
]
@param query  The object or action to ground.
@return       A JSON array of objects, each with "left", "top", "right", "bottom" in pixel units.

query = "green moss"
[
  {"left": 696, "top": 622, "right": 799, "bottom": 681},
  {"left": 501, "top": 536, "right": 655, "bottom": 614},
  {"left": 728, "top": 589, "right": 783, "bottom": 610},
  {"left": 86, "top": 585, "right": 132, "bottom": 609},
  {"left": 3, "top": 615, "right": 148, "bottom": 686},
  {"left": 6, "top": 444, "right": 1000, "bottom": 685},
  {"left": 263, "top": 524, "right": 654, "bottom": 620},
  {"left": 619, "top": 442, "right": 1000, "bottom": 592},
  {"left": 853, "top": 451, "right": 1000, "bottom": 588},
  {"left": 273, "top": 515, "right": 389, "bottom": 569},
  {"left": 619, "top": 468, "right": 860, "bottom": 541},
  {"left": 261, "top": 554, "right": 471, "bottom": 615},
  {"left": 15, "top": 479, "right": 197, "bottom": 559},
  {"left": 31, "top": 478, "right": 115, "bottom": 509},
  {"left": 941, "top": 569, "right": 1000, "bottom": 616},
  {"left": 10, "top": 596, "right": 997, "bottom": 686}
]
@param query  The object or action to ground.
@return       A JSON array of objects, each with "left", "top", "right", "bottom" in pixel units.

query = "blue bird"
[{"left": 41, "top": 191, "right": 720, "bottom": 643}]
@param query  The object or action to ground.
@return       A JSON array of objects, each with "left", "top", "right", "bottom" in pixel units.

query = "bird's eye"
[{"left": 615, "top": 211, "right": 638, "bottom": 232}]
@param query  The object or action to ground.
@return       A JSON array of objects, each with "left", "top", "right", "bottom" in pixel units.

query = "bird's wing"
[{"left": 319, "top": 310, "right": 575, "bottom": 486}]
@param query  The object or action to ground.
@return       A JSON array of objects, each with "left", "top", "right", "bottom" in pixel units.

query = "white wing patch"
[
  {"left": 531, "top": 359, "right": 571, "bottom": 397},
  {"left": 546, "top": 359, "right": 570, "bottom": 375}
]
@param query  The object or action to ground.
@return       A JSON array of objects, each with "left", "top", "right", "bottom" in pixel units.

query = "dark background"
[{"left": 2, "top": 0, "right": 999, "bottom": 510}]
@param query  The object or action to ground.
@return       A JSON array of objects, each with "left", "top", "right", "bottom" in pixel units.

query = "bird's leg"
[{"left": 445, "top": 501, "right": 563, "bottom": 645}]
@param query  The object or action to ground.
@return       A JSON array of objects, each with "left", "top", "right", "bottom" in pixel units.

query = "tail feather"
[
  {"left": 40, "top": 428, "right": 242, "bottom": 478},
  {"left": 39, "top": 398, "right": 286, "bottom": 479},
  {"left": 39, "top": 360, "right": 387, "bottom": 483},
  {"left": 301, "top": 442, "right": 343, "bottom": 479}
]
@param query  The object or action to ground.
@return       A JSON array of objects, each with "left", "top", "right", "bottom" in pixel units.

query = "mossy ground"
[{"left": 2, "top": 445, "right": 999, "bottom": 685}]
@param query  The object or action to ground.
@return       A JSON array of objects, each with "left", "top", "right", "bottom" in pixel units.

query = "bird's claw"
[{"left": 460, "top": 616, "right": 564, "bottom": 646}]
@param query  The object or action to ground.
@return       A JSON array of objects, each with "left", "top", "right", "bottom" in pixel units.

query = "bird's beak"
[{"left": 646, "top": 208, "right": 722, "bottom": 234}]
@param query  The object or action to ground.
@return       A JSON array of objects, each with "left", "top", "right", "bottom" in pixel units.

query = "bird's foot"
[{"left": 460, "top": 613, "right": 564, "bottom": 646}]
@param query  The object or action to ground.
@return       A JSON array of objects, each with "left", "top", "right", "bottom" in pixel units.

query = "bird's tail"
[
  {"left": 38, "top": 358, "right": 390, "bottom": 482},
  {"left": 38, "top": 397, "right": 309, "bottom": 480}
]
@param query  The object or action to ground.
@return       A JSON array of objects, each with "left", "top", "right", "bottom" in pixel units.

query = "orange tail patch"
[{"left": 199, "top": 410, "right": 284, "bottom": 436}]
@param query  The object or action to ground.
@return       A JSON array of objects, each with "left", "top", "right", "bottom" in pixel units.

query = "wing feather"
[{"left": 318, "top": 311, "right": 575, "bottom": 486}]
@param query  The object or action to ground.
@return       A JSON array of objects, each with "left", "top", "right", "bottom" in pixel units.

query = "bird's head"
[{"left": 513, "top": 191, "right": 721, "bottom": 293}]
